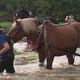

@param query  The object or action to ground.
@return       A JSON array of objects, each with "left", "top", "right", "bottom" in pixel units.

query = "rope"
[
  {"left": 43, "top": 25, "right": 51, "bottom": 58},
  {"left": 32, "top": 32, "right": 42, "bottom": 50}
]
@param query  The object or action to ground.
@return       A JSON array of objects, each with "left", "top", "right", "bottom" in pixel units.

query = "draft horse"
[{"left": 8, "top": 18, "right": 80, "bottom": 69}]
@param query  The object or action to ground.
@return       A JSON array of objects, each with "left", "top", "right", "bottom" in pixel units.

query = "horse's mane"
[
  {"left": 43, "top": 20, "right": 78, "bottom": 28},
  {"left": 43, "top": 20, "right": 60, "bottom": 28},
  {"left": 18, "top": 18, "right": 38, "bottom": 33}
]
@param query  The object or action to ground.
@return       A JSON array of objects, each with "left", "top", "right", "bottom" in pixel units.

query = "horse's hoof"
[
  {"left": 46, "top": 67, "right": 53, "bottom": 70},
  {"left": 67, "top": 65, "right": 74, "bottom": 68},
  {"left": 39, "top": 63, "right": 45, "bottom": 67}
]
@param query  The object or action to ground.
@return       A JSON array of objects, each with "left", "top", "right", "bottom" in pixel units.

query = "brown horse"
[{"left": 8, "top": 18, "right": 80, "bottom": 69}]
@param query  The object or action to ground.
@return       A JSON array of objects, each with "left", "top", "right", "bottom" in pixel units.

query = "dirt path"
[
  {"left": 1, "top": 63, "right": 80, "bottom": 80},
  {"left": 0, "top": 47, "right": 80, "bottom": 80},
  {"left": 0, "top": 54, "right": 80, "bottom": 80}
]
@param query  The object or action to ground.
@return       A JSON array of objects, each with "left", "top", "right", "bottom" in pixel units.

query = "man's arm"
[{"left": 0, "top": 42, "right": 10, "bottom": 55}]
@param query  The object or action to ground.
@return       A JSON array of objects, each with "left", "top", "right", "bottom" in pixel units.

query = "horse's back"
[{"left": 43, "top": 20, "right": 79, "bottom": 49}]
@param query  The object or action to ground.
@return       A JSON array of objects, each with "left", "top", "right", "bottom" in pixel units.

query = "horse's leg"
[
  {"left": 66, "top": 51, "right": 74, "bottom": 65},
  {"left": 46, "top": 56, "right": 54, "bottom": 69},
  {"left": 38, "top": 53, "right": 45, "bottom": 67},
  {"left": 37, "top": 48, "right": 46, "bottom": 67}
]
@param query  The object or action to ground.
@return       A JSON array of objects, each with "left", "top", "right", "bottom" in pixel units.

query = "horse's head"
[
  {"left": 8, "top": 18, "right": 25, "bottom": 42},
  {"left": 8, "top": 18, "right": 40, "bottom": 43}
]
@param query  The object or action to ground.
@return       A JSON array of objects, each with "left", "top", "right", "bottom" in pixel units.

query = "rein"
[{"left": 32, "top": 31, "right": 43, "bottom": 50}]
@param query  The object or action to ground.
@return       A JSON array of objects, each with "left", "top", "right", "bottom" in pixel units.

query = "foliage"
[
  {"left": 0, "top": 0, "right": 80, "bottom": 22},
  {"left": 0, "top": 22, "right": 12, "bottom": 32}
]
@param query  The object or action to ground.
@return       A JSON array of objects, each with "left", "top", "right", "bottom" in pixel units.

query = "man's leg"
[
  {"left": 5, "top": 56, "right": 15, "bottom": 74},
  {"left": 0, "top": 56, "right": 5, "bottom": 73}
]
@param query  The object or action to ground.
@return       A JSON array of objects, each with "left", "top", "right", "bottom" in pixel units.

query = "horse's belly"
[{"left": 47, "top": 29, "right": 78, "bottom": 49}]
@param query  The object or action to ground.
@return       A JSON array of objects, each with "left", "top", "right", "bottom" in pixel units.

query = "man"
[
  {"left": 14, "top": 9, "right": 30, "bottom": 19},
  {"left": 0, "top": 28, "right": 15, "bottom": 74},
  {"left": 65, "top": 15, "right": 76, "bottom": 23}
]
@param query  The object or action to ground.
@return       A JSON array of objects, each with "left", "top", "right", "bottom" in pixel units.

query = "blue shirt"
[
  {"left": 0, "top": 33, "right": 8, "bottom": 47},
  {"left": 0, "top": 32, "right": 14, "bottom": 56}
]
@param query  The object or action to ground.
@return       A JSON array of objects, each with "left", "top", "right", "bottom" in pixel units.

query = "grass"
[
  {"left": 15, "top": 55, "right": 38, "bottom": 62},
  {"left": 19, "top": 55, "right": 38, "bottom": 61},
  {"left": 26, "top": 55, "right": 38, "bottom": 61},
  {"left": 14, "top": 50, "right": 24, "bottom": 55},
  {"left": 14, "top": 50, "right": 38, "bottom": 61},
  {"left": 15, "top": 51, "right": 38, "bottom": 61},
  {"left": 0, "top": 21, "right": 12, "bottom": 31},
  {"left": 14, "top": 50, "right": 33, "bottom": 55}
]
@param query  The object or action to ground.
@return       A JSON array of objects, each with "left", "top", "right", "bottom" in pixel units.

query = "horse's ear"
[
  {"left": 13, "top": 17, "right": 21, "bottom": 24},
  {"left": 13, "top": 17, "right": 18, "bottom": 22},
  {"left": 43, "top": 20, "right": 54, "bottom": 27},
  {"left": 43, "top": 20, "right": 50, "bottom": 25}
]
